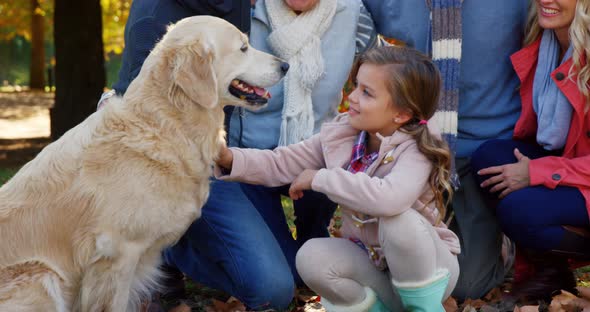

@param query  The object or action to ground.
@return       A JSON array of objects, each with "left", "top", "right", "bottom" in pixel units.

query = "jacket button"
[
  {"left": 552, "top": 173, "right": 561, "bottom": 181},
  {"left": 555, "top": 72, "right": 565, "bottom": 81}
]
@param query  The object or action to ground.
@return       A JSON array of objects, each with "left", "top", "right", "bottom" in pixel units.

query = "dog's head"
[{"left": 158, "top": 16, "right": 288, "bottom": 110}]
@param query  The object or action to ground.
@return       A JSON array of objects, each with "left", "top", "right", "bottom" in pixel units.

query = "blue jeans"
[
  {"left": 239, "top": 184, "right": 337, "bottom": 285},
  {"left": 163, "top": 180, "right": 295, "bottom": 310},
  {"left": 471, "top": 139, "right": 589, "bottom": 251}
]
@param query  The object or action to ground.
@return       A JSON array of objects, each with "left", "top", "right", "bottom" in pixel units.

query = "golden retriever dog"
[{"left": 0, "top": 16, "right": 287, "bottom": 312}]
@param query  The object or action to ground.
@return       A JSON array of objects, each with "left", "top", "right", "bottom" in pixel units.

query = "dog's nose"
[{"left": 280, "top": 62, "right": 290, "bottom": 73}]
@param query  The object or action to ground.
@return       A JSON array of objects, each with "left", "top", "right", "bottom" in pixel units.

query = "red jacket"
[{"left": 511, "top": 38, "right": 590, "bottom": 214}]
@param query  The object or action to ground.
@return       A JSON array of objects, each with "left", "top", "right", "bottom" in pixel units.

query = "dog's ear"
[{"left": 169, "top": 39, "right": 218, "bottom": 109}]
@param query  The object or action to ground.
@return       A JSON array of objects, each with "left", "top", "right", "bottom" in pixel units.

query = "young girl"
[
  {"left": 215, "top": 46, "right": 460, "bottom": 311},
  {"left": 472, "top": 0, "right": 590, "bottom": 302}
]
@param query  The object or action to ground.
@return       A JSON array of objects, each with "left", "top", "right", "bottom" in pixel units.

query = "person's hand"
[
  {"left": 216, "top": 144, "right": 234, "bottom": 171},
  {"left": 289, "top": 169, "right": 318, "bottom": 200},
  {"left": 478, "top": 148, "right": 531, "bottom": 198}
]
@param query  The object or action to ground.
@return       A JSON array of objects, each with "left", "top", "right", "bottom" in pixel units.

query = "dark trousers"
[
  {"left": 449, "top": 157, "right": 506, "bottom": 300},
  {"left": 471, "top": 139, "right": 589, "bottom": 251}
]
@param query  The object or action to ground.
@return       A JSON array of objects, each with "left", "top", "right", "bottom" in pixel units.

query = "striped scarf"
[{"left": 427, "top": 0, "right": 462, "bottom": 187}]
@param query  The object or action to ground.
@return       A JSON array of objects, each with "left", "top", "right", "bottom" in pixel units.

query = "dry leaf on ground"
[
  {"left": 168, "top": 303, "right": 192, "bottom": 312},
  {"left": 205, "top": 297, "right": 247, "bottom": 312},
  {"left": 444, "top": 297, "right": 458, "bottom": 312},
  {"left": 462, "top": 298, "right": 487, "bottom": 309},
  {"left": 513, "top": 305, "right": 539, "bottom": 312},
  {"left": 483, "top": 288, "right": 504, "bottom": 303},
  {"left": 549, "top": 290, "right": 590, "bottom": 312}
]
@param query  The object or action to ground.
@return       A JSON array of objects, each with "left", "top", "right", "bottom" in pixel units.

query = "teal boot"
[
  {"left": 393, "top": 269, "right": 450, "bottom": 312},
  {"left": 321, "top": 287, "right": 391, "bottom": 312}
]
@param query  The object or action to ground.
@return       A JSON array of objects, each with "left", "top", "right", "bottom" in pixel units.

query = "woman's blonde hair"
[
  {"left": 525, "top": 0, "right": 590, "bottom": 109},
  {"left": 351, "top": 46, "right": 453, "bottom": 221}
]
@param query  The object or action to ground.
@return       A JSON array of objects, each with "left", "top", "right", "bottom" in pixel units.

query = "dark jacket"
[{"left": 112, "top": 0, "right": 250, "bottom": 95}]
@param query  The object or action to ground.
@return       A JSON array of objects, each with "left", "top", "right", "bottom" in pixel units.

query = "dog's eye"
[{"left": 240, "top": 45, "right": 248, "bottom": 52}]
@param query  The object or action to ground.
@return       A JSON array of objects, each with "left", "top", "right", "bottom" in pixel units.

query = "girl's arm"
[
  {"left": 214, "top": 134, "right": 326, "bottom": 187},
  {"left": 529, "top": 154, "right": 590, "bottom": 189},
  {"left": 311, "top": 143, "right": 432, "bottom": 217}
]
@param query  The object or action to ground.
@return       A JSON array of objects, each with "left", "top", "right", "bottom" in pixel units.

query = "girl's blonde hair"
[
  {"left": 351, "top": 46, "right": 453, "bottom": 221},
  {"left": 525, "top": 0, "right": 590, "bottom": 109}
]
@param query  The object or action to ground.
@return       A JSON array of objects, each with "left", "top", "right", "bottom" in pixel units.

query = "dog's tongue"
[{"left": 253, "top": 86, "right": 270, "bottom": 98}]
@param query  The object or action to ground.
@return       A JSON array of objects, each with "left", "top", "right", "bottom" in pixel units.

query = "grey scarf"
[{"left": 533, "top": 29, "right": 574, "bottom": 151}]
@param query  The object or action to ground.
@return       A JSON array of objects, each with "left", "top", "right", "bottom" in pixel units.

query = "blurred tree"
[
  {"left": 0, "top": 0, "right": 52, "bottom": 88},
  {"left": 29, "top": 0, "right": 45, "bottom": 89},
  {"left": 51, "top": 0, "right": 105, "bottom": 140}
]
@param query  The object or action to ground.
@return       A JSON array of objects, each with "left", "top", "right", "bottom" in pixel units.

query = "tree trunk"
[
  {"left": 29, "top": 0, "right": 45, "bottom": 89},
  {"left": 51, "top": 0, "right": 105, "bottom": 140}
]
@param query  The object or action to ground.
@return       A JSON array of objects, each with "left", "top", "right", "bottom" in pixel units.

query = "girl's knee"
[
  {"left": 379, "top": 210, "right": 430, "bottom": 249},
  {"left": 296, "top": 238, "right": 329, "bottom": 284}
]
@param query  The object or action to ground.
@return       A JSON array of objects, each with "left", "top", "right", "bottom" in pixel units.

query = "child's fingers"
[
  {"left": 289, "top": 190, "right": 303, "bottom": 200},
  {"left": 288, "top": 185, "right": 301, "bottom": 200}
]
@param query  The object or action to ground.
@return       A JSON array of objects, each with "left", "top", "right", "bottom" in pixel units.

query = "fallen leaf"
[
  {"left": 205, "top": 297, "right": 247, "bottom": 312},
  {"left": 168, "top": 303, "right": 191, "bottom": 312},
  {"left": 483, "top": 288, "right": 503, "bottom": 303},
  {"left": 296, "top": 287, "right": 320, "bottom": 304},
  {"left": 462, "top": 298, "right": 487, "bottom": 309},
  {"left": 549, "top": 290, "right": 581, "bottom": 312},
  {"left": 461, "top": 305, "right": 477, "bottom": 312},
  {"left": 443, "top": 297, "right": 458, "bottom": 312},
  {"left": 514, "top": 305, "right": 539, "bottom": 312}
]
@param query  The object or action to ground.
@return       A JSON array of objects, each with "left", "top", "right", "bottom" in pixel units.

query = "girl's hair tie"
[{"left": 418, "top": 119, "right": 428, "bottom": 125}]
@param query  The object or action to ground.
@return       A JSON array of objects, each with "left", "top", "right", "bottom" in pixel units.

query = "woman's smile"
[{"left": 540, "top": 5, "right": 560, "bottom": 16}]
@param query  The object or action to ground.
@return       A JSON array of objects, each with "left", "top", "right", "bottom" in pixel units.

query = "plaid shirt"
[
  {"left": 347, "top": 131, "right": 379, "bottom": 173},
  {"left": 346, "top": 131, "right": 387, "bottom": 270}
]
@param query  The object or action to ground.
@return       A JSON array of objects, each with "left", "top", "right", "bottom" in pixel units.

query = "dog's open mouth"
[{"left": 229, "top": 79, "right": 271, "bottom": 105}]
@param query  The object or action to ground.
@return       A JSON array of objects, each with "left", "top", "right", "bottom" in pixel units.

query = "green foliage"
[
  {"left": 0, "top": 167, "right": 18, "bottom": 186},
  {"left": 101, "top": 0, "right": 131, "bottom": 56}
]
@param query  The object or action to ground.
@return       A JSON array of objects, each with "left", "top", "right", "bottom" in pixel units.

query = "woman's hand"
[
  {"left": 478, "top": 148, "right": 531, "bottom": 198},
  {"left": 216, "top": 144, "right": 234, "bottom": 172},
  {"left": 289, "top": 169, "right": 318, "bottom": 200}
]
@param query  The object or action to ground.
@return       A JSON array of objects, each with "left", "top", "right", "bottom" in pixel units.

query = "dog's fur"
[{"left": 0, "top": 16, "right": 285, "bottom": 312}]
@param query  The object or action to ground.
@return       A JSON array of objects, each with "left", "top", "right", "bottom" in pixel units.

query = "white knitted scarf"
[{"left": 266, "top": 0, "right": 337, "bottom": 145}]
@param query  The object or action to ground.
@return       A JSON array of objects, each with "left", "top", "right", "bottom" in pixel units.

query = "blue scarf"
[{"left": 533, "top": 29, "right": 574, "bottom": 151}]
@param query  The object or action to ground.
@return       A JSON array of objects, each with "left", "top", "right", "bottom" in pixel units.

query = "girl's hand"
[
  {"left": 216, "top": 144, "right": 234, "bottom": 171},
  {"left": 289, "top": 169, "right": 319, "bottom": 200},
  {"left": 478, "top": 148, "right": 530, "bottom": 198}
]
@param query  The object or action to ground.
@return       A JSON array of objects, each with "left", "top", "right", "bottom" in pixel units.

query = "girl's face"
[
  {"left": 284, "top": 0, "right": 320, "bottom": 12},
  {"left": 347, "top": 63, "right": 412, "bottom": 137},
  {"left": 536, "top": 0, "right": 577, "bottom": 32}
]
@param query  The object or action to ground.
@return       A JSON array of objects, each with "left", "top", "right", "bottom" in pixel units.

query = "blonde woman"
[{"left": 472, "top": 0, "right": 590, "bottom": 303}]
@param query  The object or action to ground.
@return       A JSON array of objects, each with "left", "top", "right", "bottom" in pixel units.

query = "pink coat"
[{"left": 215, "top": 114, "right": 461, "bottom": 255}]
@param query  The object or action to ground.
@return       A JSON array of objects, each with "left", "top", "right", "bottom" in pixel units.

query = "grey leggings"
[{"left": 295, "top": 209, "right": 459, "bottom": 310}]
